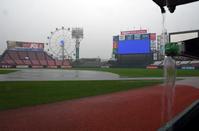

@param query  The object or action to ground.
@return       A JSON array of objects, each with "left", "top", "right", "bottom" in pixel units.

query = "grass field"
[
  {"left": 72, "top": 68, "right": 199, "bottom": 77},
  {"left": 0, "top": 80, "right": 161, "bottom": 110},
  {"left": 1, "top": 68, "right": 199, "bottom": 77},
  {"left": 0, "top": 68, "right": 198, "bottom": 110},
  {"left": 0, "top": 69, "right": 18, "bottom": 74}
]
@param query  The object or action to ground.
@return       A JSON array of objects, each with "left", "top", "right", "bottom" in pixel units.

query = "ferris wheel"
[{"left": 45, "top": 27, "right": 75, "bottom": 60}]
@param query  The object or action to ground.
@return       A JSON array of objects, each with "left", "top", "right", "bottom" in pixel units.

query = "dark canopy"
[{"left": 153, "top": 0, "right": 199, "bottom": 13}]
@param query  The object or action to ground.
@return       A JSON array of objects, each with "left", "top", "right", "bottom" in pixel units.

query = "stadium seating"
[
  {"left": 0, "top": 50, "right": 71, "bottom": 68},
  {"left": 152, "top": 61, "right": 163, "bottom": 66},
  {"left": 151, "top": 60, "right": 199, "bottom": 69},
  {"left": 55, "top": 60, "right": 62, "bottom": 66}
]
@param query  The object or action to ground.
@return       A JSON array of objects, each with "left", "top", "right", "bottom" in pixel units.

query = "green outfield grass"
[
  {"left": 72, "top": 68, "right": 199, "bottom": 77},
  {"left": 0, "top": 69, "right": 18, "bottom": 74},
  {"left": 0, "top": 80, "right": 161, "bottom": 110}
]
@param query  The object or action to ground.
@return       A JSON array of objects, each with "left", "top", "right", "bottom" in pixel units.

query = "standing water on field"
[{"left": 161, "top": 13, "right": 176, "bottom": 128}]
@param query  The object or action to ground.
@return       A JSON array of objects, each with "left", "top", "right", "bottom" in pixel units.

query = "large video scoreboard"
[{"left": 113, "top": 30, "right": 156, "bottom": 55}]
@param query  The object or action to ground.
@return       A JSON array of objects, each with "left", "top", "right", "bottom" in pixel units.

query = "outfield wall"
[{"left": 111, "top": 53, "right": 153, "bottom": 67}]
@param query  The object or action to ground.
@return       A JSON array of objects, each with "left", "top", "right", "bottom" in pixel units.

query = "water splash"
[
  {"left": 161, "top": 12, "right": 176, "bottom": 128},
  {"left": 162, "top": 56, "right": 176, "bottom": 123},
  {"left": 161, "top": 13, "right": 167, "bottom": 56}
]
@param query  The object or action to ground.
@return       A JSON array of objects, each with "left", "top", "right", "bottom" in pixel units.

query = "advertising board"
[
  {"left": 121, "top": 29, "right": 147, "bottom": 35},
  {"left": 7, "top": 41, "right": 44, "bottom": 50}
]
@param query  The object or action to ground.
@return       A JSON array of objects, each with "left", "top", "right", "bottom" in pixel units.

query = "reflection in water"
[{"left": 75, "top": 70, "right": 79, "bottom": 78}]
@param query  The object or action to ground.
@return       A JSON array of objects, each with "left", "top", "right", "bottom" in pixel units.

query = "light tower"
[{"left": 72, "top": 28, "right": 83, "bottom": 60}]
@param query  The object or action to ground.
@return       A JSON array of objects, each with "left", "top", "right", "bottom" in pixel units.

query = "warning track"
[{"left": 0, "top": 85, "right": 199, "bottom": 131}]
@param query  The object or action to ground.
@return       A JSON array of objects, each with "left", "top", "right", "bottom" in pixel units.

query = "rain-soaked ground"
[
  {"left": 0, "top": 69, "right": 198, "bottom": 88},
  {"left": 0, "top": 69, "right": 120, "bottom": 81},
  {"left": 0, "top": 85, "right": 198, "bottom": 131},
  {"left": 0, "top": 69, "right": 199, "bottom": 131}
]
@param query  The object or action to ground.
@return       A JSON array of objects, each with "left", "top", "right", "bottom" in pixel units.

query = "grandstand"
[
  {"left": 151, "top": 60, "right": 199, "bottom": 69},
  {"left": 0, "top": 41, "right": 71, "bottom": 68}
]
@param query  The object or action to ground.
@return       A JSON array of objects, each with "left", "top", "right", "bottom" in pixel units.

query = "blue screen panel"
[
  {"left": 118, "top": 39, "right": 150, "bottom": 54},
  {"left": 141, "top": 34, "right": 149, "bottom": 40},
  {"left": 125, "top": 35, "right": 132, "bottom": 40},
  {"left": 134, "top": 34, "right": 141, "bottom": 40}
]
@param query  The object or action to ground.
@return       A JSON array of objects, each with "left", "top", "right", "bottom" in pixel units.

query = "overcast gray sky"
[{"left": 1, "top": 0, "right": 199, "bottom": 59}]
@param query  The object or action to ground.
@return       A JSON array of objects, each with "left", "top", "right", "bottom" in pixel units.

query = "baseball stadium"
[{"left": 1, "top": 0, "right": 199, "bottom": 131}]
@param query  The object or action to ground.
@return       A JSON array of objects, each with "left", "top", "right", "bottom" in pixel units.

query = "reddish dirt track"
[{"left": 0, "top": 85, "right": 199, "bottom": 131}]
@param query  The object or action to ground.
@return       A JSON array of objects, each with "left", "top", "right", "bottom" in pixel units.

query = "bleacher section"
[
  {"left": 151, "top": 60, "right": 199, "bottom": 69},
  {"left": 152, "top": 61, "right": 163, "bottom": 66},
  {"left": 0, "top": 50, "right": 71, "bottom": 68}
]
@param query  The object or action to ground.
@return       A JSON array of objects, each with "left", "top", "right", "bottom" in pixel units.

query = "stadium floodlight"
[
  {"left": 72, "top": 28, "right": 83, "bottom": 39},
  {"left": 72, "top": 28, "right": 84, "bottom": 60}
]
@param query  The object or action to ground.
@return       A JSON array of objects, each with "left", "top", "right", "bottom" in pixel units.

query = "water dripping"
[{"left": 161, "top": 12, "right": 176, "bottom": 129}]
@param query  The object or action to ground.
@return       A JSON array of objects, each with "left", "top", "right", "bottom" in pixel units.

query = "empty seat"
[{"left": 0, "top": 50, "right": 72, "bottom": 68}]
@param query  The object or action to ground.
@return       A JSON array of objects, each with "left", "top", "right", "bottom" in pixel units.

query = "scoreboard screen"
[{"left": 117, "top": 39, "right": 150, "bottom": 54}]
